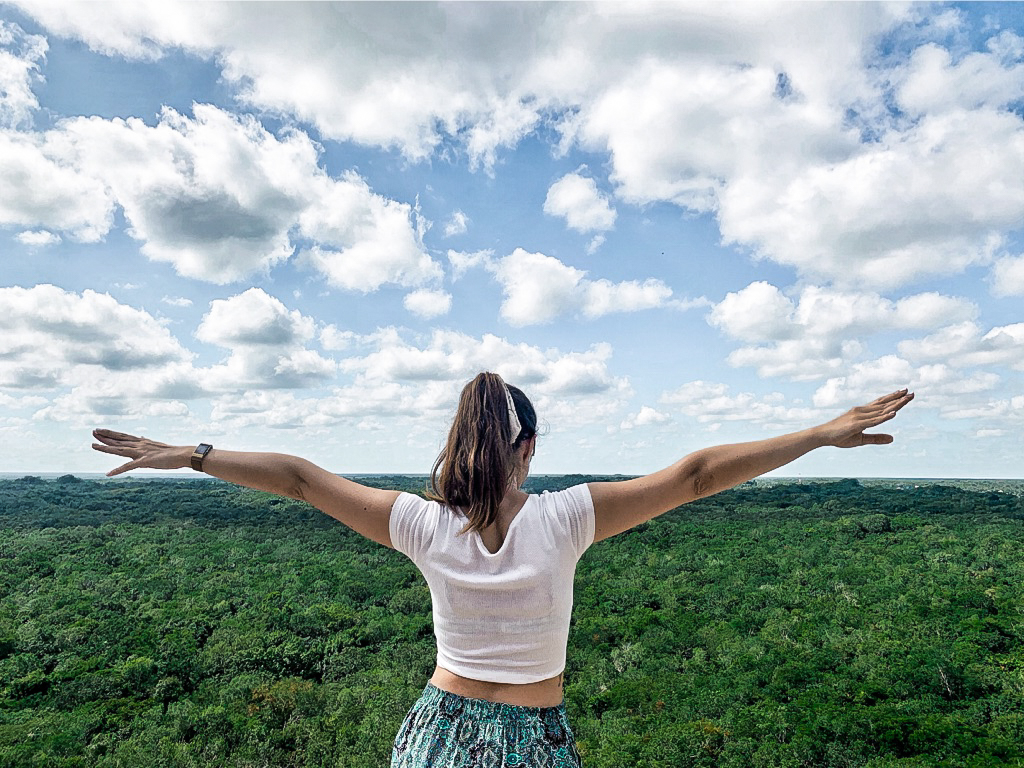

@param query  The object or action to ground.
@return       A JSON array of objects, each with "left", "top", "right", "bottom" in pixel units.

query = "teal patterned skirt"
[{"left": 391, "top": 683, "right": 583, "bottom": 767}]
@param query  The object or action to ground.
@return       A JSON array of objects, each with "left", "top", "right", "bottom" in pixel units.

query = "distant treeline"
[{"left": 1, "top": 476, "right": 1023, "bottom": 767}]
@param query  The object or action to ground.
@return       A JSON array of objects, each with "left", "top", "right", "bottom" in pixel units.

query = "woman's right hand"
[{"left": 92, "top": 429, "right": 192, "bottom": 476}]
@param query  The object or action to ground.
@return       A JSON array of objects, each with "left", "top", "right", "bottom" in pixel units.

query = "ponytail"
[{"left": 428, "top": 372, "right": 537, "bottom": 534}]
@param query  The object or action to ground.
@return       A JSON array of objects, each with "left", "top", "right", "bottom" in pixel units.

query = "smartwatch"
[{"left": 190, "top": 443, "right": 213, "bottom": 472}]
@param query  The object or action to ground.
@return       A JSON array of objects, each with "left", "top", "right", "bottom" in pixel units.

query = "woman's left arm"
[{"left": 92, "top": 430, "right": 399, "bottom": 547}]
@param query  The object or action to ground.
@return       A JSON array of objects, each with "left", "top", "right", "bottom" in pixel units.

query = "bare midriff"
[{"left": 429, "top": 665, "right": 565, "bottom": 708}]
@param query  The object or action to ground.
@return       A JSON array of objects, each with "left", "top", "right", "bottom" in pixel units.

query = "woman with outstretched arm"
[{"left": 93, "top": 372, "right": 913, "bottom": 767}]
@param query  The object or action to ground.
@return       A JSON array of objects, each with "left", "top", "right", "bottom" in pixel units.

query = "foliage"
[{"left": 1, "top": 476, "right": 1023, "bottom": 766}]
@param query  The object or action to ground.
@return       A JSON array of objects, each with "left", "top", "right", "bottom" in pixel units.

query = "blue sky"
[{"left": 1, "top": 2, "right": 1023, "bottom": 478}]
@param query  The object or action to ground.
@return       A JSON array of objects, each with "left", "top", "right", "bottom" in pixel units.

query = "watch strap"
[{"left": 190, "top": 443, "right": 213, "bottom": 472}]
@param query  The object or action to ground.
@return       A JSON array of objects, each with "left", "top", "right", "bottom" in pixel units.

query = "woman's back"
[{"left": 390, "top": 485, "right": 595, "bottom": 686}]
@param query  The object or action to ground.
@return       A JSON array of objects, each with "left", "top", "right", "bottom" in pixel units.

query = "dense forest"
[{"left": 1, "top": 475, "right": 1023, "bottom": 767}]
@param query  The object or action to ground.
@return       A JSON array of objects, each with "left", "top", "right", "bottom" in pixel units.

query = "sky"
[{"left": 1, "top": 1, "right": 1023, "bottom": 478}]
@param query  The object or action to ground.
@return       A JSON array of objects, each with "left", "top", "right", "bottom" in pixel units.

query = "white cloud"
[
  {"left": 0, "top": 20, "right": 46, "bottom": 129},
  {"left": 196, "top": 288, "right": 335, "bottom": 390},
  {"left": 709, "top": 282, "right": 977, "bottom": 379},
  {"left": 16, "top": 2, "right": 558, "bottom": 166},
  {"left": 15, "top": 3, "right": 900, "bottom": 170},
  {"left": 0, "top": 285, "right": 199, "bottom": 423},
  {"left": 403, "top": 289, "right": 452, "bottom": 319},
  {"left": 543, "top": 171, "right": 616, "bottom": 233},
  {"left": 5, "top": 101, "right": 436, "bottom": 289},
  {"left": 298, "top": 171, "right": 439, "bottom": 291},
  {"left": 0, "top": 131, "right": 113, "bottom": 241},
  {"left": 0, "top": 284, "right": 190, "bottom": 390},
  {"left": 37, "top": 390, "right": 191, "bottom": 423},
  {"left": 896, "top": 42, "right": 1024, "bottom": 115},
  {"left": 341, "top": 327, "right": 625, "bottom": 397},
  {"left": 49, "top": 106, "right": 309, "bottom": 281},
  {"left": 161, "top": 295, "right": 192, "bottom": 307},
  {"left": 812, "top": 355, "right": 1000, "bottom": 411},
  {"left": 22, "top": 4, "right": 1024, "bottom": 291},
  {"left": 899, "top": 321, "right": 1024, "bottom": 371},
  {"left": 491, "top": 248, "right": 675, "bottom": 326},
  {"left": 208, "top": 329, "right": 630, "bottom": 431},
  {"left": 443, "top": 209, "right": 469, "bottom": 237},
  {"left": 990, "top": 254, "right": 1024, "bottom": 297},
  {"left": 447, "top": 248, "right": 493, "bottom": 279},
  {"left": 0, "top": 391, "right": 47, "bottom": 409},
  {"left": 620, "top": 405, "right": 670, "bottom": 430},
  {"left": 708, "top": 281, "right": 794, "bottom": 343},
  {"left": 660, "top": 380, "right": 820, "bottom": 428},
  {"left": 718, "top": 110, "right": 1024, "bottom": 289},
  {"left": 986, "top": 29, "right": 1024, "bottom": 61},
  {"left": 319, "top": 324, "right": 358, "bottom": 351},
  {"left": 15, "top": 229, "right": 60, "bottom": 247}
]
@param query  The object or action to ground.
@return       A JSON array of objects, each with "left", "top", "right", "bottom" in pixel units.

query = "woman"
[{"left": 93, "top": 372, "right": 913, "bottom": 767}]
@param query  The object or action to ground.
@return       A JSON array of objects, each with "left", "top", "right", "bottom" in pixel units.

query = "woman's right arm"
[
  {"left": 92, "top": 429, "right": 399, "bottom": 548},
  {"left": 587, "top": 389, "right": 914, "bottom": 543}
]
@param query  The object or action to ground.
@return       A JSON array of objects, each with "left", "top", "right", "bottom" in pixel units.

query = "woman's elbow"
[{"left": 675, "top": 454, "right": 715, "bottom": 503}]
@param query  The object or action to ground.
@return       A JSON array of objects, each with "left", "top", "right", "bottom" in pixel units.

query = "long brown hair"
[{"left": 428, "top": 372, "right": 537, "bottom": 534}]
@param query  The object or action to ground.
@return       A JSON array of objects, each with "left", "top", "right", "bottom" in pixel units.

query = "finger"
[
  {"left": 859, "top": 392, "right": 914, "bottom": 419},
  {"left": 866, "top": 389, "right": 910, "bottom": 408},
  {"left": 93, "top": 428, "right": 139, "bottom": 440},
  {"left": 92, "top": 443, "right": 135, "bottom": 456},
  {"left": 107, "top": 459, "right": 142, "bottom": 477},
  {"left": 860, "top": 433, "right": 893, "bottom": 445},
  {"left": 92, "top": 431, "right": 139, "bottom": 447},
  {"left": 871, "top": 393, "right": 914, "bottom": 420}
]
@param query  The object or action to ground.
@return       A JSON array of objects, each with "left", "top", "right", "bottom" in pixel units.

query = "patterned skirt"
[{"left": 391, "top": 683, "right": 583, "bottom": 768}]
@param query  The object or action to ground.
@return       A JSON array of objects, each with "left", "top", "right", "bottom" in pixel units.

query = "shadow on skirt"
[{"left": 391, "top": 683, "right": 583, "bottom": 767}]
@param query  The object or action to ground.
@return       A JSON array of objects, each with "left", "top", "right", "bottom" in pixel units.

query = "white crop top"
[{"left": 388, "top": 485, "right": 596, "bottom": 684}]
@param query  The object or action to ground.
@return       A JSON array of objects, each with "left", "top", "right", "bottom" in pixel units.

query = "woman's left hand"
[{"left": 92, "top": 429, "right": 192, "bottom": 476}]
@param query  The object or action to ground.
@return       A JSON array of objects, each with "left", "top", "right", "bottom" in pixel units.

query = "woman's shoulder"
[
  {"left": 530, "top": 485, "right": 595, "bottom": 557},
  {"left": 531, "top": 484, "right": 593, "bottom": 507}
]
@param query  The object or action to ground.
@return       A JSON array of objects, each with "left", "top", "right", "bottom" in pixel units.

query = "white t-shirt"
[{"left": 388, "top": 485, "right": 596, "bottom": 684}]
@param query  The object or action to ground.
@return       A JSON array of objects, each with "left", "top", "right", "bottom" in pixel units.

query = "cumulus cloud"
[
  {"left": 0, "top": 284, "right": 198, "bottom": 422},
  {"left": 403, "top": 288, "right": 452, "bottom": 319},
  {"left": 196, "top": 288, "right": 336, "bottom": 390},
  {"left": 298, "top": 171, "right": 438, "bottom": 291},
  {"left": 447, "top": 248, "right": 493, "bottom": 279},
  {"left": 0, "top": 284, "right": 189, "bottom": 388},
  {"left": 16, "top": 2, "right": 560, "bottom": 166},
  {"left": 899, "top": 321, "right": 1024, "bottom": 371},
  {"left": 208, "top": 328, "right": 630, "bottom": 431},
  {"left": 990, "top": 254, "right": 1024, "bottom": 297},
  {"left": 4, "top": 99, "right": 436, "bottom": 289},
  {"left": 491, "top": 248, "right": 677, "bottom": 326},
  {"left": 0, "top": 131, "right": 113, "bottom": 241},
  {"left": 660, "top": 380, "right": 820, "bottom": 429},
  {"left": 161, "top": 295, "right": 192, "bottom": 307},
  {"left": 896, "top": 40, "right": 1024, "bottom": 115},
  {"left": 812, "top": 355, "right": 1000, "bottom": 412},
  {"left": 45, "top": 105, "right": 434, "bottom": 287},
  {"left": 0, "top": 20, "right": 46, "bottom": 129},
  {"left": 19, "top": 4, "right": 1024, "bottom": 290},
  {"left": 543, "top": 171, "right": 616, "bottom": 233},
  {"left": 619, "top": 405, "right": 670, "bottom": 430},
  {"left": 942, "top": 395, "right": 1024, "bottom": 427},
  {"left": 15, "top": 229, "right": 60, "bottom": 247},
  {"left": 709, "top": 282, "right": 977, "bottom": 379},
  {"left": 443, "top": 209, "right": 469, "bottom": 237},
  {"left": 718, "top": 110, "right": 1024, "bottom": 289}
]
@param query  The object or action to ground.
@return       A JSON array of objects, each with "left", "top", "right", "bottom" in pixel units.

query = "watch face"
[{"left": 197, "top": 443, "right": 211, "bottom": 454}]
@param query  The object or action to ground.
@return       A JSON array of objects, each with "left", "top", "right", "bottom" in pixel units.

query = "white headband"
[{"left": 502, "top": 383, "right": 522, "bottom": 444}]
